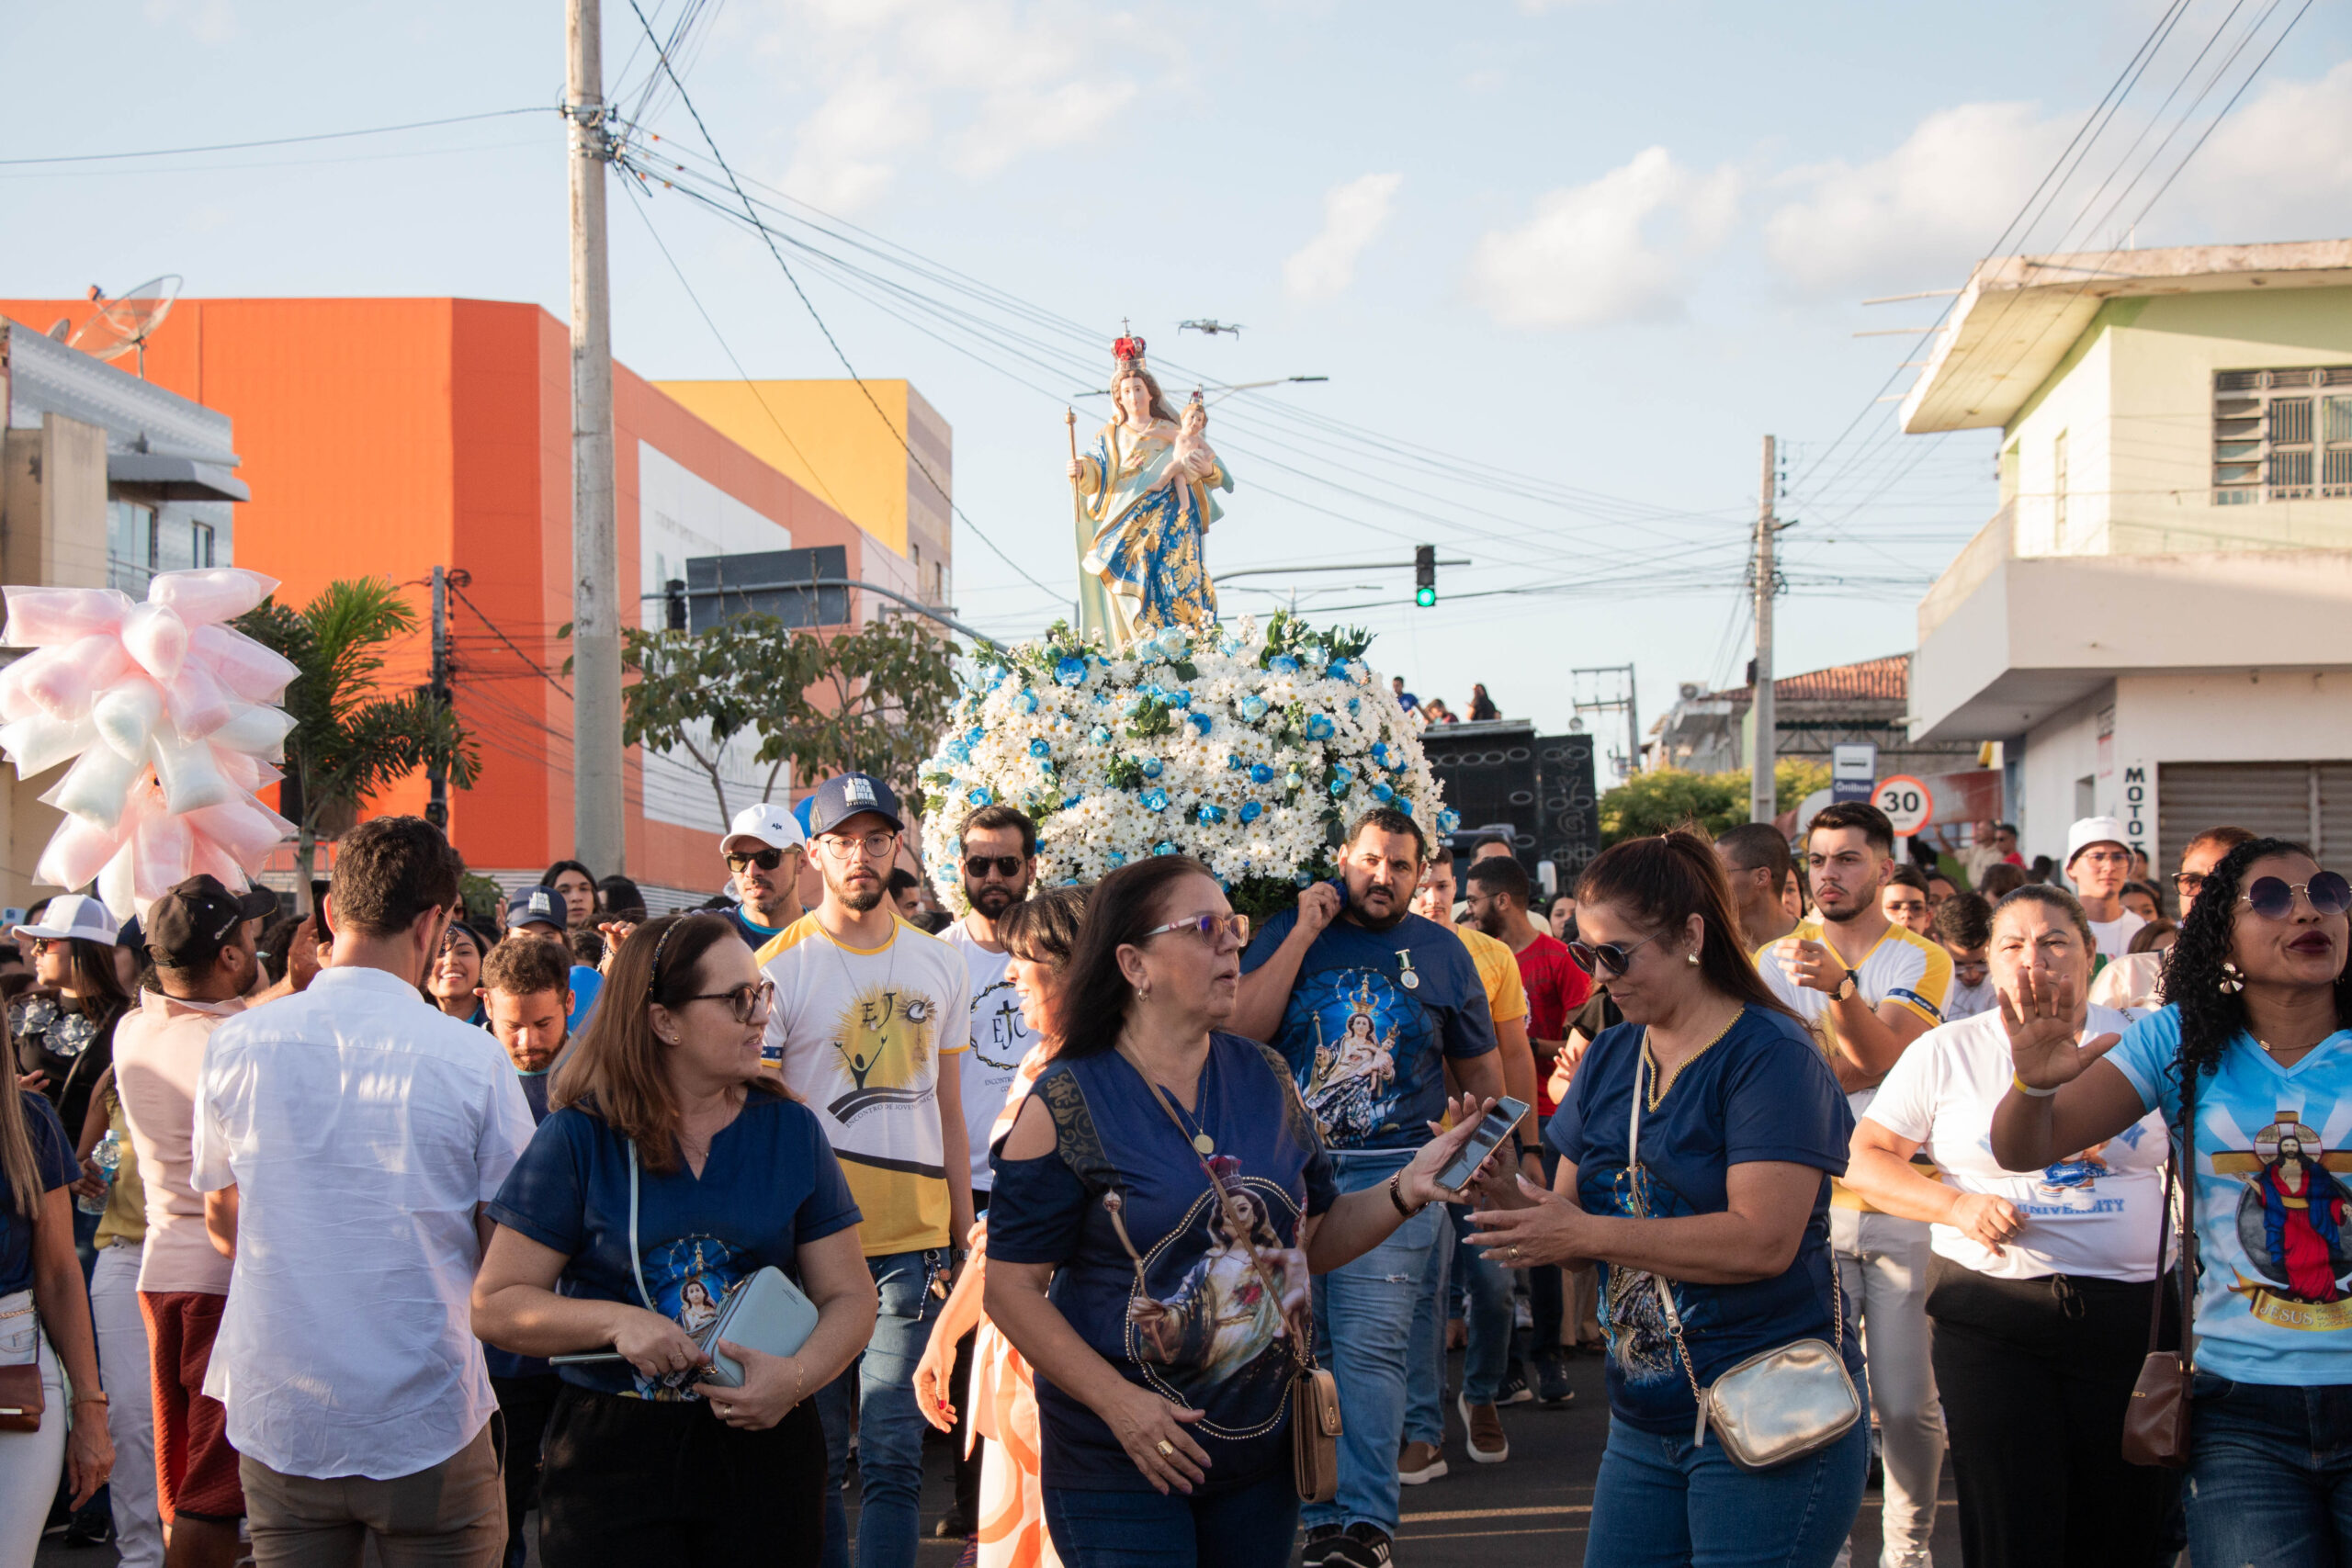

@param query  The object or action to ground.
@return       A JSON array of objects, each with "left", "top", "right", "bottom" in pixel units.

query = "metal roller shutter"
[{"left": 2158, "top": 762, "right": 2315, "bottom": 869}]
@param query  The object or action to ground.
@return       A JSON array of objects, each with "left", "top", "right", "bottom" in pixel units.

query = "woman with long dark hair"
[
  {"left": 1465, "top": 830, "right": 1866, "bottom": 1567},
  {"left": 542, "top": 861, "right": 598, "bottom": 931},
  {"left": 424, "top": 920, "right": 489, "bottom": 1024},
  {"left": 983, "top": 859, "right": 1492, "bottom": 1568},
  {"left": 472, "top": 914, "right": 879, "bottom": 1566},
  {"left": 1993, "top": 836, "right": 2352, "bottom": 1565},
  {"left": 9, "top": 897, "right": 133, "bottom": 1231}
]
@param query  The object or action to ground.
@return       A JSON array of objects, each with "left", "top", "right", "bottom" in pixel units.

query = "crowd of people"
[
  {"left": 1387, "top": 680, "right": 1500, "bottom": 728},
  {"left": 2, "top": 772, "right": 2347, "bottom": 1568}
]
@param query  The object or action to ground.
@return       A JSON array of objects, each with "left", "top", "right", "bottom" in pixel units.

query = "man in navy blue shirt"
[{"left": 1236, "top": 807, "right": 1501, "bottom": 1568}]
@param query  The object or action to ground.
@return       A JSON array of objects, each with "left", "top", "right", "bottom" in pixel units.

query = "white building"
[{"left": 1905, "top": 241, "right": 2352, "bottom": 870}]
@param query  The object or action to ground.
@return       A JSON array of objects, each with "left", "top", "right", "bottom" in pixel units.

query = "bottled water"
[{"left": 75, "top": 1129, "right": 119, "bottom": 1216}]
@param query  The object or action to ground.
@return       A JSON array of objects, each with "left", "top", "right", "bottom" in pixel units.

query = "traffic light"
[
  {"left": 1414, "top": 545, "right": 1436, "bottom": 607},
  {"left": 664, "top": 578, "right": 688, "bottom": 632}
]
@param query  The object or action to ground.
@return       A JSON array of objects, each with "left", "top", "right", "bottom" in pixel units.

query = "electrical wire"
[{"left": 0, "top": 107, "right": 552, "bottom": 167}]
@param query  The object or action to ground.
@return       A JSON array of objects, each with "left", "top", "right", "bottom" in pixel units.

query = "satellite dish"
[
  {"left": 44, "top": 319, "right": 70, "bottom": 342},
  {"left": 68, "top": 275, "right": 181, "bottom": 378}
]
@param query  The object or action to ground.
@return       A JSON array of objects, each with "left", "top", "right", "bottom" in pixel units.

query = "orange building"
[{"left": 0, "top": 296, "right": 944, "bottom": 906}]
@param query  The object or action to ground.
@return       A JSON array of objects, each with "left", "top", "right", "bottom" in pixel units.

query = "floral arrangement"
[{"left": 919, "top": 611, "right": 1457, "bottom": 918}]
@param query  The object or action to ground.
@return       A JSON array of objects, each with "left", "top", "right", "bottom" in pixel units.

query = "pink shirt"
[{"left": 113, "top": 988, "right": 245, "bottom": 1296}]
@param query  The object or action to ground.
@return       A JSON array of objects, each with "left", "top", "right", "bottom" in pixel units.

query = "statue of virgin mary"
[{"left": 1066, "top": 333, "right": 1229, "bottom": 650}]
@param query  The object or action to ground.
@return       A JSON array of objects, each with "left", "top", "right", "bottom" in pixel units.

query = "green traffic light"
[{"left": 1416, "top": 586, "right": 1437, "bottom": 607}]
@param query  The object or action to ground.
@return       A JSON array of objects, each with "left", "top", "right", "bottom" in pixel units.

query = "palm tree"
[{"left": 235, "top": 578, "right": 479, "bottom": 903}]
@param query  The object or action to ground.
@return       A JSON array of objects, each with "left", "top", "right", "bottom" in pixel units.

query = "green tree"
[
  {"left": 235, "top": 579, "right": 479, "bottom": 904},
  {"left": 1597, "top": 758, "right": 1836, "bottom": 845},
  {"left": 617, "top": 612, "right": 962, "bottom": 821}
]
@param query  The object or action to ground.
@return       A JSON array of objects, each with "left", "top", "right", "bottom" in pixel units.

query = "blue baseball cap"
[
  {"left": 807, "top": 773, "right": 903, "bottom": 837},
  {"left": 504, "top": 885, "right": 567, "bottom": 933}
]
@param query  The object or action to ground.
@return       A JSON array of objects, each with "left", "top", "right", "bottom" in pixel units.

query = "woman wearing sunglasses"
[
  {"left": 471, "top": 914, "right": 880, "bottom": 1567},
  {"left": 1464, "top": 831, "right": 1867, "bottom": 1568},
  {"left": 984, "top": 858, "right": 1495, "bottom": 1568},
  {"left": 1994, "top": 839, "right": 2352, "bottom": 1566}
]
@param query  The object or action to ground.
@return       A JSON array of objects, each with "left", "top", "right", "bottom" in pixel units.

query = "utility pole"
[
  {"left": 427, "top": 565, "right": 449, "bottom": 831},
  {"left": 568, "top": 0, "right": 625, "bottom": 874},
  {"left": 1749, "top": 434, "right": 1778, "bottom": 825}
]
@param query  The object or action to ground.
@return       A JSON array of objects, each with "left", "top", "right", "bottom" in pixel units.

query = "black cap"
[
  {"left": 147, "top": 876, "right": 279, "bottom": 970},
  {"left": 807, "top": 773, "right": 903, "bottom": 837}
]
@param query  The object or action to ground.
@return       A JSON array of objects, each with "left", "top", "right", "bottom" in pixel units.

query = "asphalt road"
[{"left": 41, "top": 1349, "right": 1960, "bottom": 1568}]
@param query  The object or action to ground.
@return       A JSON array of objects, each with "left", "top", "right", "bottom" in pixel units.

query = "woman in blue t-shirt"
[
  {"left": 1992, "top": 837, "right": 2352, "bottom": 1567},
  {"left": 472, "top": 914, "right": 880, "bottom": 1568},
  {"left": 1466, "top": 831, "right": 1866, "bottom": 1568},
  {"left": 984, "top": 857, "right": 1496, "bottom": 1568}
]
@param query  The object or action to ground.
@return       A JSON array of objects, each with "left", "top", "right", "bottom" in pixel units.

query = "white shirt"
[
  {"left": 1943, "top": 976, "right": 1998, "bottom": 1021},
  {"left": 193, "top": 966, "right": 536, "bottom": 1480},
  {"left": 941, "top": 920, "right": 1034, "bottom": 1193},
  {"left": 1865, "top": 1005, "right": 2171, "bottom": 1281},
  {"left": 2088, "top": 910, "right": 2148, "bottom": 962}
]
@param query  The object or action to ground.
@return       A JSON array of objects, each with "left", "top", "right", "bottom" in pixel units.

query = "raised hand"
[{"left": 2000, "top": 968, "right": 2118, "bottom": 1091}]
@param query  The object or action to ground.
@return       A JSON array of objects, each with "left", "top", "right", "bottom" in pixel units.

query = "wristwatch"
[{"left": 1832, "top": 967, "right": 1860, "bottom": 1002}]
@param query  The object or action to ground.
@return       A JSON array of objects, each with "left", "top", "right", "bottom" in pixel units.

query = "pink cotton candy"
[
  {"left": 189, "top": 625, "right": 298, "bottom": 705},
  {"left": 0, "top": 713, "right": 97, "bottom": 780},
  {"left": 92, "top": 678, "right": 165, "bottom": 761},
  {"left": 0, "top": 587, "right": 130, "bottom": 648},
  {"left": 148, "top": 568, "right": 277, "bottom": 626},
  {"left": 132, "top": 814, "right": 195, "bottom": 902},
  {"left": 121, "top": 603, "right": 190, "bottom": 684},
  {"left": 187, "top": 795, "right": 294, "bottom": 866},
  {"left": 153, "top": 735, "right": 235, "bottom": 814},
  {"left": 25, "top": 636, "right": 133, "bottom": 721},
  {"left": 34, "top": 815, "right": 124, "bottom": 893},
  {"left": 214, "top": 750, "right": 280, "bottom": 792},
  {"left": 164, "top": 661, "right": 234, "bottom": 739},
  {"left": 188, "top": 834, "right": 248, "bottom": 888}
]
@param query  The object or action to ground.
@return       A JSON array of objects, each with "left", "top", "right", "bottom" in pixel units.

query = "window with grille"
[{"left": 2213, "top": 366, "right": 2352, "bottom": 504}]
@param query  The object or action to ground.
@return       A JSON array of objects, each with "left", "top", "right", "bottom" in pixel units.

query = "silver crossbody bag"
[{"left": 1629, "top": 1047, "right": 1860, "bottom": 1472}]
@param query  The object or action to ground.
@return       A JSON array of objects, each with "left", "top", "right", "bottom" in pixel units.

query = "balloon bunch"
[{"left": 0, "top": 568, "right": 299, "bottom": 919}]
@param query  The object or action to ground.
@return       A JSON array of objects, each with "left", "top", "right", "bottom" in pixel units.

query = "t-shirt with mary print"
[
  {"left": 1242, "top": 897, "right": 1496, "bottom": 1153},
  {"left": 2107, "top": 1004, "right": 2352, "bottom": 1384},
  {"left": 487, "top": 1090, "right": 860, "bottom": 1399},
  {"left": 1545, "top": 1007, "right": 1858, "bottom": 1433},
  {"left": 759, "top": 913, "right": 973, "bottom": 1255}
]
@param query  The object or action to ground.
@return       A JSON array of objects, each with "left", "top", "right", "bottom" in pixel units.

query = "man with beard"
[
  {"left": 1235, "top": 808, "right": 1501, "bottom": 1568},
  {"left": 718, "top": 801, "right": 808, "bottom": 952},
  {"left": 758, "top": 773, "right": 973, "bottom": 1568},
  {"left": 1716, "top": 821, "right": 1799, "bottom": 951},
  {"left": 1755, "top": 800, "right": 1951, "bottom": 1568},
  {"left": 933, "top": 804, "right": 1036, "bottom": 1551}
]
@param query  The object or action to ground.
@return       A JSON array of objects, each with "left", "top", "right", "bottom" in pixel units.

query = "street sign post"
[
  {"left": 1831, "top": 742, "right": 1877, "bottom": 804},
  {"left": 1871, "top": 774, "right": 1934, "bottom": 837}
]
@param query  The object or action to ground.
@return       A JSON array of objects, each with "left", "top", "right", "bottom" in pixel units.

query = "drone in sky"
[{"left": 1178, "top": 319, "right": 1243, "bottom": 338}]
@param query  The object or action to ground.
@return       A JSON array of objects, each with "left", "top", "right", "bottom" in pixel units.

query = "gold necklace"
[{"left": 1644, "top": 1006, "right": 1747, "bottom": 1111}]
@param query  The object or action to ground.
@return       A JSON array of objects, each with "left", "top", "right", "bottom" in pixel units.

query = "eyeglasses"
[
  {"left": 964, "top": 854, "right": 1026, "bottom": 879},
  {"left": 677, "top": 980, "right": 776, "bottom": 1025},
  {"left": 2075, "top": 849, "right": 2132, "bottom": 868},
  {"left": 727, "top": 848, "right": 790, "bottom": 873},
  {"left": 2174, "top": 870, "right": 2209, "bottom": 899},
  {"left": 1138, "top": 913, "right": 1250, "bottom": 948},
  {"left": 2238, "top": 872, "right": 2352, "bottom": 920},
  {"left": 816, "top": 831, "right": 897, "bottom": 862},
  {"left": 1568, "top": 928, "right": 1669, "bottom": 977}
]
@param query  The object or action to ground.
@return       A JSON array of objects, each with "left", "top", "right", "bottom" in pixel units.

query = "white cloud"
[
  {"left": 1283, "top": 173, "right": 1404, "bottom": 302},
  {"left": 2161, "top": 60, "right": 2352, "bottom": 241},
  {"left": 1763, "top": 101, "right": 2068, "bottom": 297},
  {"left": 753, "top": 0, "right": 1176, "bottom": 210},
  {"left": 1465, "top": 147, "right": 1737, "bottom": 329}
]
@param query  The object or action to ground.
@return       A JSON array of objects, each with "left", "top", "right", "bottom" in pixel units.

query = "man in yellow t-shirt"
[{"left": 758, "top": 773, "right": 970, "bottom": 1568}]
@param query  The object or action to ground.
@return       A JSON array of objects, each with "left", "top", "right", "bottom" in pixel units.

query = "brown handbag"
[
  {"left": 1122, "top": 1049, "right": 1341, "bottom": 1503},
  {"left": 2121, "top": 1080, "right": 2196, "bottom": 1469},
  {"left": 0, "top": 1305, "right": 43, "bottom": 1434}
]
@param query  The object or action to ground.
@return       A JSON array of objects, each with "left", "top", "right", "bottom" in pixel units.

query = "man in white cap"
[
  {"left": 721, "top": 801, "right": 808, "bottom": 952},
  {"left": 2064, "top": 815, "right": 2145, "bottom": 962}
]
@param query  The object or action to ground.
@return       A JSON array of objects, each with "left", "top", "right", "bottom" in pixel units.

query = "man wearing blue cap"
[
  {"left": 503, "top": 886, "right": 603, "bottom": 1035},
  {"left": 758, "top": 772, "right": 973, "bottom": 1568}
]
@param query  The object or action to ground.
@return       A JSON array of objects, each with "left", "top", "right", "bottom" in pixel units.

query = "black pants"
[
  {"left": 1925, "top": 1255, "right": 2183, "bottom": 1568},
  {"left": 492, "top": 1373, "right": 563, "bottom": 1568},
  {"left": 537, "top": 1380, "right": 827, "bottom": 1567}
]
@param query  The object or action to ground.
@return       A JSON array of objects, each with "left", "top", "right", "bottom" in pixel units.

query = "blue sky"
[{"left": 7, "top": 0, "right": 2351, "bottom": 761}]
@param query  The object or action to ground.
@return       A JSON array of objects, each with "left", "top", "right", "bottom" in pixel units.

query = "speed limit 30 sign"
[{"left": 1871, "top": 774, "right": 1935, "bottom": 837}]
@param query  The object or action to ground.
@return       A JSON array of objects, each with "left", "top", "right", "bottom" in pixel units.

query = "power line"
[
  {"left": 447, "top": 582, "right": 571, "bottom": 698},
  {"left": 0, "top": 107, "right": 552, "bottom": 167}
]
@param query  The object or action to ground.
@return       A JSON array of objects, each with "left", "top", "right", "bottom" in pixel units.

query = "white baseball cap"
[
  {"left": 723, "top": 802, "right": 808, "bottom": 857},
  {"left": 14, "top": 893, "right": 121, "bottom": 946},
  {"left": 2064, "top": 816, "right": 2132, "bottom": 869}
]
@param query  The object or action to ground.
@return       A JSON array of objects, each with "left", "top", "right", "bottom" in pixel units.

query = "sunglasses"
[
  {"left": 1139, "top": 913, "right": 1250, "bottom": 948},
  {"left": 964, "top": 854, "right": 1026, "bottom": 879},
  {"left": 2238, "top": 872, "right": 2352, "bottom": 920},
  {"left": 678, "top": 979, "right": 776, "bottom": 1025},
  {"left": 727, "top": 848, "right": 790, "bottom": 873},
  {"left": 1568, "top": 928, "right": 1668, "bottom": 977}
]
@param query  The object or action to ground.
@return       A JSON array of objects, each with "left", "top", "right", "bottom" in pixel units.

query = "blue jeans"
[
  {"left": 2186, "top": 1371, "right": 2352, "bottom": 1566},
  {"left": 1586, "top": 1402, "right": 1871, "bottom": 1568},
  {"left": 1405, "top": 1207, "right": 1513, "bottom": 1444},
  {"left": 1302, "top": 1148, "right": 1444, "bottom": 1538},
  {"left": 1043, "top": 1469, "right": 1298, "bottom": 1568},
  {"left": 819, "top": 1248, "right": 945, "bottom": 1568},
  {"left": 1404, "top": 1205, "right": 1452, "bottom": 1447}
]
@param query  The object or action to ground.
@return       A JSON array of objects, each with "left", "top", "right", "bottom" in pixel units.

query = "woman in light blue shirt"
[{"left": 1992, "top": 836, "right": 2352, "bottom": 1566}]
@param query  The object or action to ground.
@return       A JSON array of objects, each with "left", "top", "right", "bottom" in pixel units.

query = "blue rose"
[
  {"left": 1154, "top": 841, "right": 1181, "bottom": 858},
  {"left": 1156, "top": 626, "right": 1190, "bottom": 659},
  {"left": 1062, "top": 795, "right": 1081, "bottom": 809},
  {"left": 1237, "top": 694, "right": 1269, "bottom": 723},
  {"left": 1270, "top": 654, "right": 1302, "bottom": 674},
  {"left": 1055, "top": 657, "right": 1086, "bottom": 686},
  {"left": 1347, "top": 697, "right": 1361, "bottom": 715},
  {"left": 1028, "top": 739, "right": 1052, "bottom": 759},
  {"left": 967, "top": 786, "right": 994, "bottom": 807},
  {"left": 1304, "top": 715, "right": 1336, "bottom": 740},
  {"left": 1372, "top": 782, "right": 1395, "bottom": 803},
  {"left": 967, "top": 727, "right": 986, "bottom": 745},
  {"left": 947, "top": 739, "right": 972, "bottom": 762},
  {"left": 1372, "top": 742, "right": 1392, "bottom": 768},
  {"left": 1188, "top": 713, "right": 1214, "bottom": 736},
  {"left": 1227, "top": 753, "right": 1247, "bottom": 770},
  {"left": 1017, "top": 689, "right": 1040, "bottom": 713},
  {"left": 1294, "top": 870, "right": 1313, "bottom": 887},
  {"left": 1329, "top": 658, "right": 1351, "bottom": 682},
  {"left": 1142, "top": 788, "right": 1169, "bottom": 813},
  {"left": 1165, "top": 690, "right": 1191, "bottom": 709},
  {"left": 1090, "top": 726, "right": 1113, "bottom": 746},
  {"left": 1250, "top": 763, "right": 1275, "bottom": 784},
  {"left": 1329, "top": 766, "right": 1353, "bottom": 795},
  {"left": 1239, "top": 800, "right": 1263, "bottom": 824},
  {"left": 1197, "top": 804, "right": 1225, "bottom": 825},
  {"left": 1106, "top": 851, "right": 1126, "bottom": 868},
  {"left": 1142, "top": 757, "right": 1164, "bottom": 779},
  {"left": 1437, "top": 807, "right": 1461, "bottom": 833}
]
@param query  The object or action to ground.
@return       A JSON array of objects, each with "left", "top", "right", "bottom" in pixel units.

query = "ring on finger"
[{"left": 1155, "top": 1438, "right": 1175, "bottom": 1457}]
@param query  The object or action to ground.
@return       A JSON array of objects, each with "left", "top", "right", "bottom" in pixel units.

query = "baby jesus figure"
[{"left": 1162, "top": 392, "right": 1219, "bottom": 532}]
